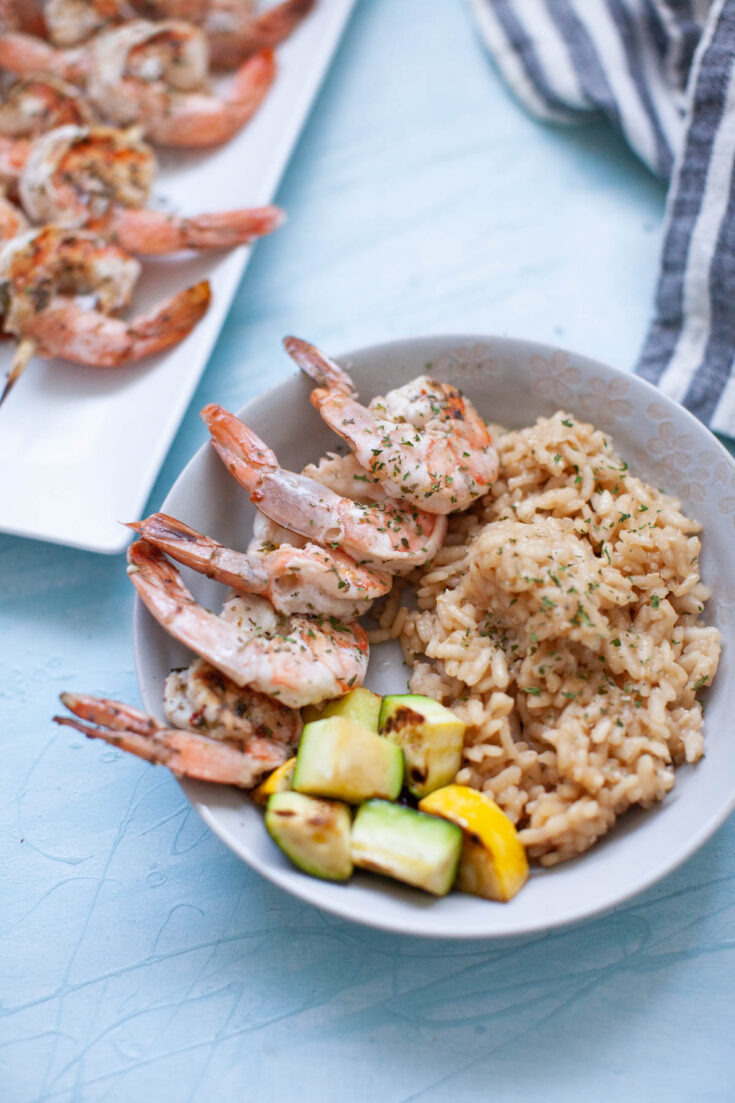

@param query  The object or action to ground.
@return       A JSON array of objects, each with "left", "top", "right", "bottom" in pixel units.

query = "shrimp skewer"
[
  {"left": 0, "top": 226, "right": 210, "bottom": 402},
  {"left": 0, "top": 20, "right": 276, "bottom": 146},
  {"left": 14, "top": 124, "right": 284, "bottom": 253},
  {"left": 55, "top": 684, "right": 298, "bottom": 787},
  {"left": 201, "top": 404, "right": 448, "bottom": 574},
  {"left": 87, "top": 21, "right": 275, "bottom": 145},
  {"left": 129, "top": 512, "right": 391, "bottom": 617},
  {"left": 10, "top": 278, "right": 210, "bottom": 365},
  {"left": 284, "top": 336, "right": 499, "bottom": 514},
  {"left": 143, "top": 43, "right": 276, "bottom": 146},
  {"left": 127, "top": 539, "right": 369, "bottom": 708}
]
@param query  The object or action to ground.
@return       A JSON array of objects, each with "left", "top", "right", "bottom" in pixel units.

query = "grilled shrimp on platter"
[
  {"left": 0, "top": 75, "right": 96, "bottom": 136},
  {"left": 14, "top": 123, "right": 284, "bottom": 252},
  {"left": 0, "top": 225, "right": 209, "bottom": 400},
  {"left": 0, "top": 19, "right": 276, "bottom": 146},
  {"left": 87, "top": 20, "right": 275, "bottom": 145}
]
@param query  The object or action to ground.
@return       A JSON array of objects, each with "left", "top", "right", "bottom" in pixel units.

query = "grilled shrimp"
[
  {"left": 302, "top": 451, "right": 388, "bottom": 504},
  {"left": 45, "top": 0, "right": 132, "bottom": 45},
  {"left": 127, "top": 0, "right": 313, "bottom": 70},
  {"left": 0, "top": 225, "right": 210, "bottom": 400},
  {"left": 87, "top": 20, "right": 275, "bottom": 145},
  {"left": 0, "top": 75, "right": 95, "bottom": 137},
  {"left": 55, "top": 676, "right": 300, "bottom": 788},
  {"left": 16, "top": 124, "right": 154, "bottom": 221},
  {"left": 201, "top": 404, "right": 447, "bottom": 574},
  {"left": 0, "top": 19, "right": 275, "bottom": 145},
  {"left": 129, "top": 511, "right": 390, "bottom": 618},
  {"left": 163, "top": 657, "right": 301, "bottom": 747},
  {"left": 1, "top": 224, "right": 141, "bottom": 321},
  {"left": 16, "top": 124, "right": 284, "bottom": 252},
  {"left": 285, "top": 336, "right": 499, "bottom": 514},
  {"left": 127, "top": 539, "right": 369, "bottom": 708}
]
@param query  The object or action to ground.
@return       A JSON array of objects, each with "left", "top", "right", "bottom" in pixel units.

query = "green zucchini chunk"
[
  {"left": 265, "top": 791, "right": 353, "bottom": 881},
  {"left": 378, "top": 694, "right": 465, "bottom": 798},
  {"left": 293, "top": 716, "right": 403, "bottom": 803},
  {"left": 351, "top": 799, "right": 462, "bottom": 896}
]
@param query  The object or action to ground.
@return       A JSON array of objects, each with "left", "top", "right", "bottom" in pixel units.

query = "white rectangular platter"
[{"left": 0, "top": 0, "right": 354, "bottom": 554}]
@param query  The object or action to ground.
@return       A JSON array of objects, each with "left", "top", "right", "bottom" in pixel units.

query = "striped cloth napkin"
[{"left": 470, "top": 0, "right": 735, "bottom": 437}]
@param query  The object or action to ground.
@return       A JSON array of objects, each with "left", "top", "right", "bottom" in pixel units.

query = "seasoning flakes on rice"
[{"left": 374, "top": 411, "right": 721, "bottom": 866}]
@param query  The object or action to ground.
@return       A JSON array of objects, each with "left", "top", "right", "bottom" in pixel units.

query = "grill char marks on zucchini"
[{"left": 379, "top": 694, "right": 465, "bottom": 798}]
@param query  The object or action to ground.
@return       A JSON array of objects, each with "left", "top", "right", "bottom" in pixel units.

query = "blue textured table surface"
[{"left": 3, "top": 3, "right": 734, "bottom": 1100}]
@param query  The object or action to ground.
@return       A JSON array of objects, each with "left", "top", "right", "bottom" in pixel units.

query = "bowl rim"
[{"left": 133, "top": 332, "right": 735, "bottom": 939}]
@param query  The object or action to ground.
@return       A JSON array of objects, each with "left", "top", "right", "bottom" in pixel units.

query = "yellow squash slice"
[
  {"left": 418, "top": 784, "right": 529, "bottom": 902},
  {"left": 251, "top": 757, "right": 297, "bottom": 806}
]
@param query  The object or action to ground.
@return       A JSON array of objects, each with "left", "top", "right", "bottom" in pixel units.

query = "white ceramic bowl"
[{"left": 133, "top": 335, "right": 735, "bottom": 938}]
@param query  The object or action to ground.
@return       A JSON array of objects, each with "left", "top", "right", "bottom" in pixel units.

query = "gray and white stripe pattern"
[{"left": 471, "top": 0, "right": 735, "bottom": 435}]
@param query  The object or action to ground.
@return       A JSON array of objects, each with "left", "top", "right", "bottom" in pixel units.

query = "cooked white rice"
[{"left": 371, "top": 411, "right": 721, "bottom": 866}]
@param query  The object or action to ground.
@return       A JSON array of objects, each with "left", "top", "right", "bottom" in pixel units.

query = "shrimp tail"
[
  {"left": 178, "top": 205, "right": 285, "bottom": 249},
  {"left": 283, "top": 335, "right": 355, "bottom": 396},
  {"left": 110, "top": 205, "right": 285, "bottom": 256},
  {"left": 248, "top": 0, "right": 315, "bottom": 49},
  {"left": 125, "top": 279, "right": 210, "bottom": 360},
  {"left": 127, "top": 537, "right": 263, "bottom": 692},
  {"left": 226, "top": 46, "right": 276, "bottom": 121},
  {"left": 201, "top": 403, "right": 278, "bottom": 489},
  {"left": 127, "top": 538, "right": 203, "bottom": 636},
  {"left": 0, "top": 336, "right": 35, "bottom": 407},
  {"left": 127, "top": 512, "right": 268, "bottom": 593},
  {"left": 202, "top": 403, "right": 347, "bottom": 544},
  {"left": 54, "top": 695, "right": 283, "bottom": 786},
  {"left": 58, "top": 691, "right": 164, "bottom": 734},
  {"left": 210, "top": 0, "right": 315, "bottom": 70},
  {"left": 21, "top": 280, "right": 210, "bottom": 367}
]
